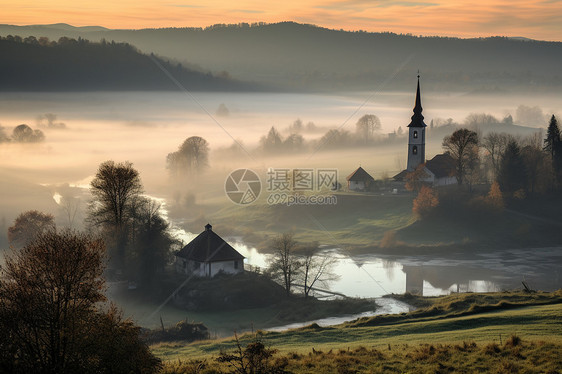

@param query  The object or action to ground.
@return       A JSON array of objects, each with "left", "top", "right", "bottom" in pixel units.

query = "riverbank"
[
  {"left": 153, "top": 290, "right": 562, "bottom": 372},
  {"left": 109, "top": 271, "right": 378, "bottom": 336}
]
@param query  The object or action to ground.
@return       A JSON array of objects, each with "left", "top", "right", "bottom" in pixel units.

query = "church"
[{"left": 393, "top": 76, "right": 456, "bottom": 186}]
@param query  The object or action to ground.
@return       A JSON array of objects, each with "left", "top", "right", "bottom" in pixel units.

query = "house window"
[
  {"left": 183, "top": 260, "right": 187, "bottom": 269},
  {"left": 413, "top": 131, "right": 418, "bottom": 139},
  {"left": 234, "top": 260, "right": 239, "bottom": 269},
  {"left": 413, "top": 145, "right": 418, "bottom": 155}
]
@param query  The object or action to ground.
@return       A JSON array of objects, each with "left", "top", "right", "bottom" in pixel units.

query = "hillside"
[
  {"left": 153, "top": 291, "right": 562, "bottom": 372},
  {"left": 0, "top": 36, "right": 259, "bottom": 91},
  {"left": 1, "top": 22, "right": 562, "bottom": 91}
]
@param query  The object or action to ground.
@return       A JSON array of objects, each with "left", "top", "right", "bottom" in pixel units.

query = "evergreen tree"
[
  {"left": 543, "top": 115, "right": 560, "bottom": 158},
  {"left": 498, "top": 140, "right": 527, "bottom": 194},
  {"left": 543, "top": 115, "right": 562, "bottom": 188}
]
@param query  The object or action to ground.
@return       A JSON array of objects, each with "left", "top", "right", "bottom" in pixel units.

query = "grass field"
[
  {"left": 170, "top": 189, "right": 562, "bottom": 254},
  {"left": 153, "top": 291, "right": 562, "bottom": 372}
]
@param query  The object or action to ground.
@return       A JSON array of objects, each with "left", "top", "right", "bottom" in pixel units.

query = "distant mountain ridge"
[
  {"left": 0, "top": 35, "right": 259, "bottom": 92},
  {"left": 1, "top": 22, "right": 561, "bottom": 91}
]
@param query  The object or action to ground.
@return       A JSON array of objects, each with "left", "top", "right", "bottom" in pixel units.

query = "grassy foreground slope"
[{"left": 153, "top": 291, "right": 562, "bottom": 372}]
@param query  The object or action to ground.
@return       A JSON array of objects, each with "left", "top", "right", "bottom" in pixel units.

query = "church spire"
[{"left": 408, "top": 73, "right": 427, "bottom": 128}]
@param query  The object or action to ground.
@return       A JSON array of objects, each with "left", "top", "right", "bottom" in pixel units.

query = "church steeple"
[
  {"left": 407, "top": 74, "right": 427, "bottom": 128},
  {"left": 406, "top": 73, "right": 426, "bottom": 171}
]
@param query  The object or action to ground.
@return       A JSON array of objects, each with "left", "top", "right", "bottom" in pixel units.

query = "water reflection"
[{"left": 233, "top": 247, "right": 562, "bottom": 298}]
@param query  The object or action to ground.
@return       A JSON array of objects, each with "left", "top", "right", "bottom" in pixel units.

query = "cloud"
[{"left": 2, "top": 0, "right": 562, "bottom": 41}]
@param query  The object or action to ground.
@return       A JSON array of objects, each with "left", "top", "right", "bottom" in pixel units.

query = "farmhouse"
[
  {"left": 424, "top": 154, "right": 457, "bottom": 186},
  {"left": 347, "top": 166, "right": 374, "bottom": 191},
  {"left": 175, "top": 224, "right": 245, "bottom": 277}
]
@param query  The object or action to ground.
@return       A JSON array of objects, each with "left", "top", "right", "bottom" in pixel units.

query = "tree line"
[
  {"left": 0, "top": 35, "right": 255, "bottom": 92},
  {"left": 0, "top": 124, "right": 45, "bottom": 143},
  {"left": 408, "top": 115, "right": 562, "bottom": 220},
  {"left": 440, "top": 115, "right": 562, "bottom": 194}
]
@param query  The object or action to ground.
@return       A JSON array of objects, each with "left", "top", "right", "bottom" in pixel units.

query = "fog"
[{"left": 0, "top": 89, "right": 560, "bottom": 235}]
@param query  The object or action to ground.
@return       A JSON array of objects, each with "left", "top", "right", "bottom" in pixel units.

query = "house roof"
[
  {"left": 347, "top": 166, "right": 375, "bottom": 182},
  {"left": 425, "top": 154, "right": 456, "bottom": 178},
  {"left": 392, "top": 169, "right": 409, "bottom": 181},
  {"left": 175, "top": 224, "right": 245, "bottom": 262}
]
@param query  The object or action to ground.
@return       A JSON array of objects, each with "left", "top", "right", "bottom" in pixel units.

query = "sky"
[{"left": 1, "top": 0, "right": 562, "bottom": 41}]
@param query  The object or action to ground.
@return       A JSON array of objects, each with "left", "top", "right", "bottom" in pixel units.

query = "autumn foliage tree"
[
  {"left": 405, "top": 164, "right": 429, "bottom": 192},
  {"left": 486, "top": 181, "right": 504, "bottom": 210},
  {"left": 413, "top": 186, "right": 439, "bottom": 217}
]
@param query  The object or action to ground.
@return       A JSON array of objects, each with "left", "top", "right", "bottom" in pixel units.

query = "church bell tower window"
[
  {"left": 413, "top": 145, "right": 418, "bottom": 155},
  {"left": 413, "top": 131, "right": 418, "bottom": 139}
]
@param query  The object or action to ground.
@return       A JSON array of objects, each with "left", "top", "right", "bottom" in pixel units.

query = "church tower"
[{"left": 406, "top": 75, "right": 427, "bottom": 171}]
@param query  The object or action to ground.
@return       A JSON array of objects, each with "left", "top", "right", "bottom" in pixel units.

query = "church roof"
[
  {"left": 175, "top": 224, "right": 245, "bottom": 262},
  {"left": 347, "top": 166, "right": 375, "bottom": 182},
  {"left": 407, "top": 76, "right": 427, "bottom": 128},
  {"left": 425, "top": 154, "right": 456, "bottom": 178}
]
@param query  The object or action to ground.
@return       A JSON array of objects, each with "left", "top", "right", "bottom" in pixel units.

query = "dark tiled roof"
[
  {"left": 347, "top": 166, "right": 374, "bottom": 182},
  {"left": 175, "top": 224, "right": 244, "bottom": 262},
  {"left": 393, "top": 169, "right": 409, "bottom": 181},
  {"left": 425, "top": 154, "right": 456, "bottom": 178}
]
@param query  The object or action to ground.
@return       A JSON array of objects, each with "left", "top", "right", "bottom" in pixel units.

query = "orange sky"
[{"left": 2, "top": 0, "right": 562, "bottom": 41}]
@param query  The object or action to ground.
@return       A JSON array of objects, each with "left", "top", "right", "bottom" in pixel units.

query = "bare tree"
[
  {"left": 167, "top": 136, "right": 209, "bottom": 177},
  {"left": 482, "top": 132, "right": 512, "bottom": 180},
  {"left": 267, "top": 233, "right": 300, "bottom": 296},
  {"left": 88, "top": 160, "right": 143, "bottom": 229},
  {"left": 464, "top": 113, "right": 499, "bottom": 128},
  {"left": 355, "top": 114, "right": 381, "bottom": 144},
  {"left": 88, "top": 161, "right": 143, "bottom": 267},
  {"left": 7, "top": 210, "right": 55, "bottom": 248},
  {"left": 299, "top": 243, "right": 339, "bottom": 298},
  {"left": 57, "top": 192, "right": 80, "bottom": 229},
  {"left": 442, "top": 128, "right": 479, "bottom": 185}
]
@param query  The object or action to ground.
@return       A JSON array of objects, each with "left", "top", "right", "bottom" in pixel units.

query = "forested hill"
[
  {"left": 1, "top": 22, "right": 562, "bottom": 91},
  {"left": 0, "top": 36, "right": 259, "bottom": 92}
]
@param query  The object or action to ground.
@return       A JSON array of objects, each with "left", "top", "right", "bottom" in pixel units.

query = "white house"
[
  {"left": 346, "top": 166, "right": 375, "bottom": 191},
  {"left": 423, "top": 154, "right": 457, "bottom": 186},
  {"left": 175, "top": 224, "right": 245, "bottom": 277}
]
